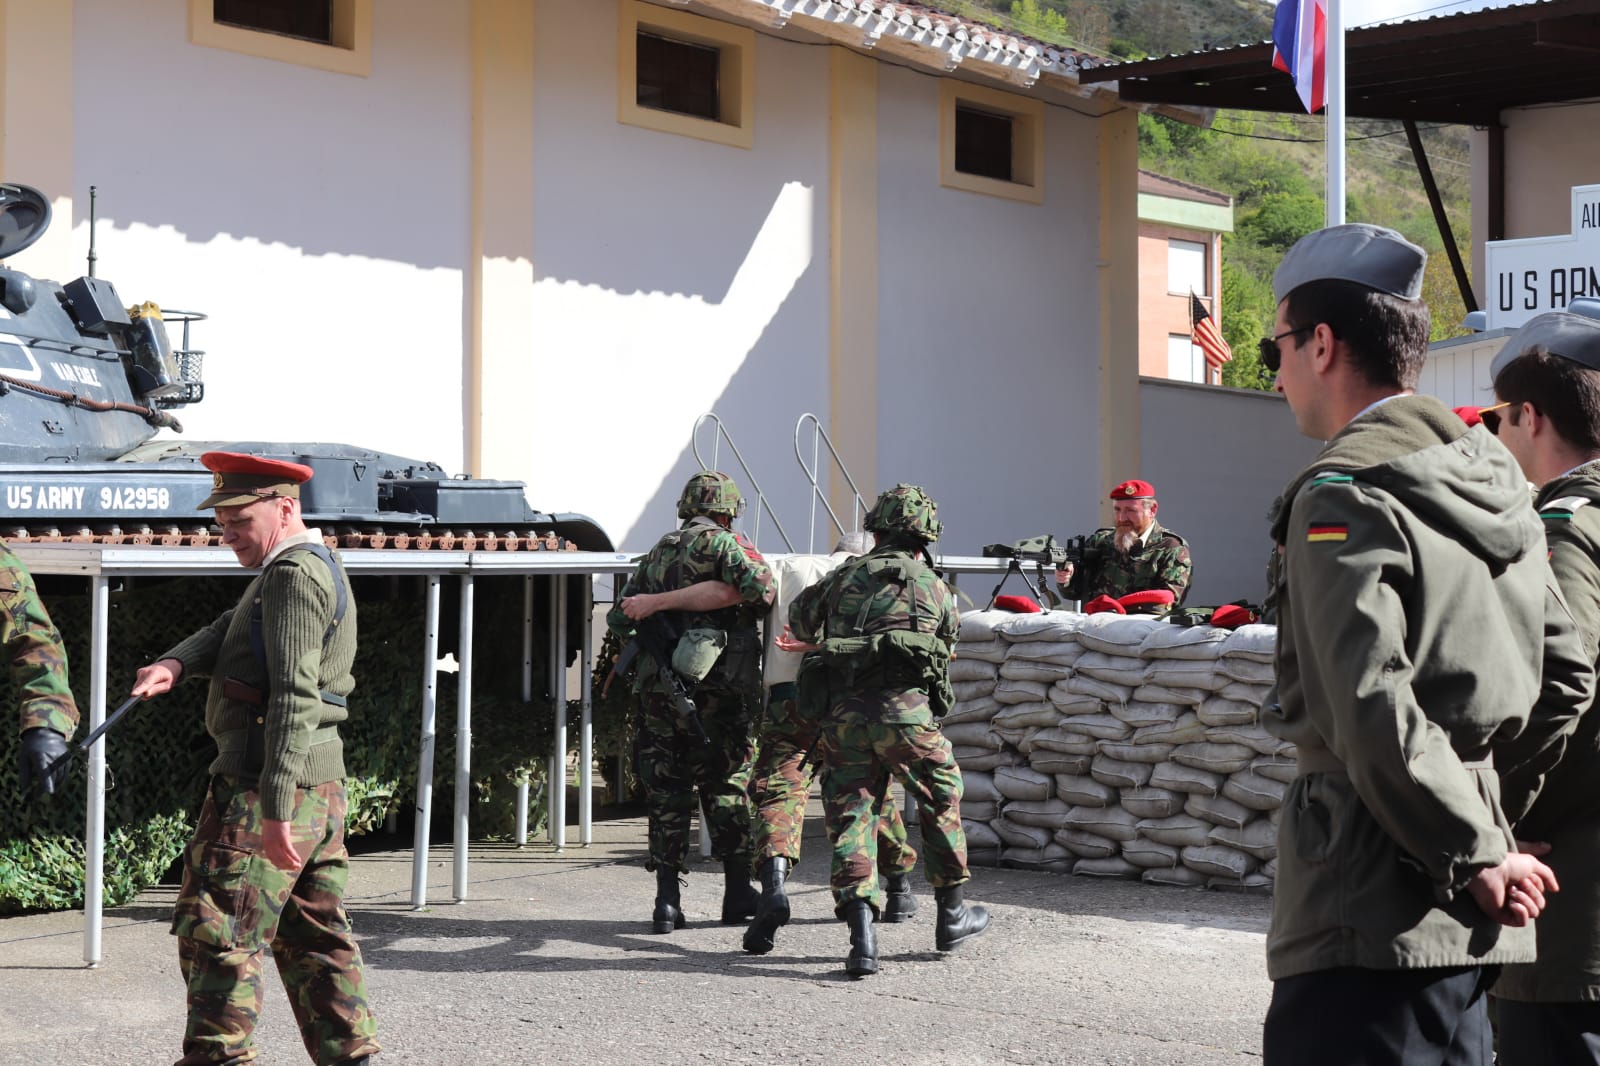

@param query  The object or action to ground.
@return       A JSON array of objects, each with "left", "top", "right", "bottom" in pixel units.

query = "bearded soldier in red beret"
[
  {"left": 131, "top": 451, "right": 379, "bottom": 1066},
  {"left": 1054, "top": 479, "right": 1192, "bottom": 613}
]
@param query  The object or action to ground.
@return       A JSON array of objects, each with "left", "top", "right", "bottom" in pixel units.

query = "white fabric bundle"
[
  {"left": 957, "top": 638, "right": 1009, "bottom": 663},
  {"left": 1206, "top": 723, "right": 1289, "bottom": 757},
  {"left": 961, "top": 771, "right": 1002, "bottom": 803},
  {"left": 1218, "top": 679, "right": 1273, "bottom": 706},
  {"left": 1055, "top": 714, "right": 1132, "bottom": 741},
  {"left": 953, "top": 680, "right": 998, "bottom": 704},
  {"left": 943, "top": 722, "right": 1003, "bottom": 750},
  {"left": 1143, "top": 865, "right": 1208, "bottom": 887},
  {"left": 961, "top": 801, "right": 999, "bottom": 823},
  {"left": 1001, "top": 844, "right": 1075, "bottom": 873},
  {"left": 958, "top": 610, "right": 1009, "bottom": 641},
  {"left": 953, "top": 750, "right": 1018, "bottom": 772},
  {"left": 1146, "top": 658, "right": 1230, "bottom": 692},
  {"left": 1251, "top": 756, "right": 1297, "bottom": 784},
  {"left": 1216, "top": 657, "right": 1275, "bottom": 685},
  {"left": 1066, "top": 673, "right": 1136, "bottom": 705}
]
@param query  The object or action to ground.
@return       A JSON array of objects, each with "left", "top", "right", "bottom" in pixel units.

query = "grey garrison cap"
[
  {"left": 1273, "top": 223, "right": 1426, "bottom": 304},
  {"left": 1490, "top": 310, "right": 1600, "bottom": 382}
]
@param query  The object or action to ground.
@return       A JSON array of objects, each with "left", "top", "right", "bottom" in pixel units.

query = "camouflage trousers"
[
  {"left": 636, "top": 686, "right": 758, "bottom": 874},
  {"left": 751, "top": 683, "right": 915, "bottom": 876},
  {"left": 818, "top": 692, "right": 970, "bottom": 916},
  {"left": 171, "top": 776, "right": 379, "bottom": 1065}
]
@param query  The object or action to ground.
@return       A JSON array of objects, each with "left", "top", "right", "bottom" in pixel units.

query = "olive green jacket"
[
  {"left": 1264, "top": 395, "right": 1592, "bottom": 980},
  {"left": 1497, "top": 462, "right": 1600, "bottom": 1002}
]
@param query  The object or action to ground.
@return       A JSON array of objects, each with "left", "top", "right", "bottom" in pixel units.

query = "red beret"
[
  {"left": 1118, "top": 589, "right": 1175, "bottom": 613},
  {"left": 1210, "top": 604, "right": 1259, "bottom": 629},
  {"left": 992, "top": 594, "right": 1042, "bottom": 614},
  {"left": 199, "top": 451, "right": 313, "bottom": 508},
  {"left": 1110, "top": 479, "right": 1156, "bottom": 500},
  {"left": 1082, "top": 594, "right": 1126, "bottom": 615},
  {"left": 1452, "top": 406, "right": 1483, "bottom": 428}
]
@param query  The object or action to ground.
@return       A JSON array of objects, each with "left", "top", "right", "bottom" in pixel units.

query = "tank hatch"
[{"left": 0, "top": 184, "right": 51, "bottom": 260}]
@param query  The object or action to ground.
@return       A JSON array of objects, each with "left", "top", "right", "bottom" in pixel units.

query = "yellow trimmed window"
[
  {"left": 940, "top": 80, "right": 1044, "bottom": 205},
  {"left": 190, "top": 0, "right": 371, "bottom": 77},
  {"left": 618, "top": 0, "right": 754, "bottom": 150}
]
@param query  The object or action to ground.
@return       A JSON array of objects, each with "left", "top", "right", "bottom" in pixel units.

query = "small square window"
[
  {"left": 190, "top": 0, "right": 369, "bottom": 77},
  {"left": 955, "top": 106, "right": 1014, "bottom": 183},
  {"left": 636, "top": 32, "right": 721, "bottom": 123},
  {"left": 214, "top": 0, "right": 333, "bottom": 46}
]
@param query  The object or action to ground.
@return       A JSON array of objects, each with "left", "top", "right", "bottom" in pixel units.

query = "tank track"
[{"left": 1, "top": 523, "right": 581, "bottom": 551}]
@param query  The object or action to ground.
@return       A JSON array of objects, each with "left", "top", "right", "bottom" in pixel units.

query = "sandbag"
[
  {"left": 1196, "top": 696, "right": 1258, "bottom": 727},
  {"left": 1047, "top": 686, "right": 1106, "bottom": 717},
  {"left": 950, "top": 658, "right": 1000, "bottom": 682},
  {"left": 1029, "top": 752, "right": 1092, "bottom": 776},
  {"left": 1096, "top": 740, "right": 1174, "bottom": 765},
  {"left": 1218, "top": 680, "right": 1273, "bottom": 706},
  {"left": 1001, "top": 844, "right": 1075, "bottom": 874},
  {"left": 1251, "top": 756, "right": 1297, "bottom": 784},
  {"left": 1030, "top": 728, "right": 1100, "bottom": 755},
  {"left": 968, "top": 846, "right": 1001, "bottom": 868},
  {"left": 1005, "top": 798, "right": 1073, "bottom": 829},
  {"left": 1142, "top": 865, "right": 1208, "bottom": 887},
  {"left": 1133, "top": 683, "right": 1208, "bottom": 707},
  {"left": 944, "top": 696, "right": 1002, "bottom": 725},
  {"left": 993, "top": 817, "right": 1054, "bottom": 849},
  {"left": 1054, "top": 774, "right": 1118, "bottom": 807},
  {"left": 1053, "top": 828, "right": 1119, "bottom": 859},
  {"left": 994, "top": 725, "right": 1036, "bottom": 751},
  {"left": 1219, "top": 623, "right": 1276, "bottom": 663},
  {"left": 959, "top": 610, "right": 1010, "bottom": 641},
  {"left": 1135, "top": 814, "right": 1215, "bottom": 847},
  {"left": 1184, "top": 793, "right": 1255, "bottom": 830},
  {"left": 1072, "top": 856, "right": 1142, "bottom": 880},
  {"left": 1066, "top": 674, "right": 1136, "bottom": 706},
  {"left": 1058, "top": 714, "right": 1132, "bottom": 741},
  {"left": 994, "top": 612, "right": 1085, "bottom": 642},
  {"left": 962, "top": 819, "right": 1002, "bottom": 849},
  {"left": 1090, "top": 754, "right": 1153, "bottom": 790},
  {"left": 992, "top": 702, "right": 1061, "bottom": 730},
  {"left": 1075, "top": 614, "right": 1161, "bottom": 655},
  {"left": 1139, "top": 624, "right": 1229, "bottom": 660},
  {"left": 957, "top": 638, "right": 1009, "bottom": 663},
  {"left": 943, "top": 722, "right": 1002, "bottom": 750},
  {"left": 1122, "top": 837, "right": 1182, "bottom": 868},
  {"left": 1000, "top": 659, "right": 1069, "bottom": 684},
  {"left": 1181, "top": 844, "right": 1259, "bottom": 880},
  {"left": 1146, "top": 659, "right": 1229, "bottom": 692},
  {"left": 1222, "top": 769, "right": 1287, "bottom": 811},
  {"left": 1073, "top": 651, "right": 1151, "bottom": 687},
  {"left": 1171, "top": 741, "right": 1256, "bottom": 775},
  {"left": 953, "top": 679, "right": 998, "bottom": 704},
  {"left": 1007, "top": 640, "right": 1085, "bottom": 666},
  {"left": 961, "top": 800, "right": 999, "bottom": 823},
  {"left": 1120, "top": 786, "right": 1185, "bottom": 819},
  {"left": 1208, "top": 819, "right": 1278, "bottom": 861},
  {"left": 1205, "top": 723, "right": 1284, "bottom": 756},
  {"left": 1149, "top": 761, "right": 1224, "bottom": 796},
  {"left": 1216, "top": 657, "right": 1275, "bottom": 685},
  {"left": 960, "top": 770, "right": 1002, "bottom": 803},
  {"left": 1063, "top": 805, "right": 1140, "bottom": 842},
  {"left": 994, "top": 677, "right": 1050, "bottom": 705},
  {"left": 1108, "top": 701, "right": 1184, "bottom": 728},
  {"left": 994, "top": 765, "right": 1053, "bottom": 802},
  {"left": 953, "top": 750, "right": 1019, "bottom": 772},
  {"left": 1133, "top": 713, "right": 1209, "bottom": 746}
]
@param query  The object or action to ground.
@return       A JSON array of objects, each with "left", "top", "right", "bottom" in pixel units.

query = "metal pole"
[
  {"left": 515, "top": 575, "right": 533, "bottom": 846},
  {"left": 410, "top": 576, "right": 441, "bottom": 909},
  {"left": 550, "top": 577, "right": 568, "bottom": 849},
  {"left": 82, "top": 574, "right": 108, "bottom": 967},
  {"left": 452, "top": 575, "right": 474, "bottom": 902},
  {"left": 579, "top": 577, "right": 593, "bottom": 845},
  {"left": 1325, "top": 0, "right": 1346, "bottom": 227}
]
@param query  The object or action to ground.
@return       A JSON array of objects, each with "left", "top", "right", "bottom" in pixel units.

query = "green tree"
[
  {"left": 1219, "top": 257, "right": 1276, "bottom": 391},
  {"left": 1009, "top": 0, "right": 1069, "bottom": 40},
  {"left": 1238, "top": 192, "right": 1324, "bottom": 252}
]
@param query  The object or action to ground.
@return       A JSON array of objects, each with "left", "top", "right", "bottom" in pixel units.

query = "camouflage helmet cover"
[
  {"left": 677, "top": 470, "right": 745, "bottom": 519},
  {"left": 864, "top": 483, "right": 942, "bottom": 542}
]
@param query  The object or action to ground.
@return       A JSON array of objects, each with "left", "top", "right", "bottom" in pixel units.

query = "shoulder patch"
[
  {"left": 1309, "top": 474, "right": 1354, "bottom": 488},
  {"left": 1306, "top": 523, "right": 1348, "bottom": 544}
]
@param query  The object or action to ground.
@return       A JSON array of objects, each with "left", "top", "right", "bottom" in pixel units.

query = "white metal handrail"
[
  {"left": 793, "top": 412, "right": 867, "bottom": 553},
  {"left": 689, "top": 412, "right": 795, "bottom": 552}
]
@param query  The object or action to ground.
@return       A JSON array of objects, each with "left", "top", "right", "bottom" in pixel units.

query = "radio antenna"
[{"left": 86, "top": 185, "right": 98, "bottom": 278}]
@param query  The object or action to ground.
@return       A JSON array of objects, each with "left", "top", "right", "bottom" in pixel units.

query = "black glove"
[{"left": 19, "top": 727, "right": 70, "bottom": 796}]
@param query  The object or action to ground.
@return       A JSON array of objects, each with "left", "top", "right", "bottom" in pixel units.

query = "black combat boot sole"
[
  {"left": 845, "top": 951, "right": 878, "bottom": 978},
  {"left": 741, "top": 894, "right": 791, "bottom": 954},
  {"left": 935, "top": 908, "right": 991, "bottom": 951}
]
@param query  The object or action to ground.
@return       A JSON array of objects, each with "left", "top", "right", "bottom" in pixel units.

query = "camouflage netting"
[{"left": 0, "top": 572, "right": 627, "bottom": 914}]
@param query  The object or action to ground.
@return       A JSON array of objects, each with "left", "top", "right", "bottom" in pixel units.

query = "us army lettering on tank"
[{"left": 5, "top": 484, "right": 173, "bottom": 510}]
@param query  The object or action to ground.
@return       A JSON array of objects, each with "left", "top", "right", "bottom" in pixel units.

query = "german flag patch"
[{"left": 1307, "top": 524, "right": 1349, "bottom": 543}]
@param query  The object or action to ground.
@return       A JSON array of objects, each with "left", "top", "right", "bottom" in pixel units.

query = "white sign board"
[{"left": 1485, "top": 184, "right": 1600, "bottom": 329}]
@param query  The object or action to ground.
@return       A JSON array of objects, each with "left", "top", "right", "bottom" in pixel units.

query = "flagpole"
[{"left": 1326, "top": 0, "right": 1345, "bottom": 225}]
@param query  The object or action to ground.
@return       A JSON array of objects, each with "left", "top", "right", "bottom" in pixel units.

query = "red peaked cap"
[
  {"left": 1118, "top": 589, "right": 1175, "bottom": 613},
  {"left": 198, "top": 451, "right": 314, "bottom": 508},
  {"left": 992, "top": 594, "right": 1042, "bottom": 614},
  {"left": 1110, "top": 479, "right": 1156, "bottom": 500},
  {"left": 1210, "top": 604, "right": 1259, "bottom": 629},
  {"left": 1082, "top": 594, "right": 1126, "bottom": 615},
  {"left": 1453, "top": 406, "right": 1484, "bottom": 428}
]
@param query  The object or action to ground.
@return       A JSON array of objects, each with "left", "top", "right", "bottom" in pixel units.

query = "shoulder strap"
[
  {"left": 249, "top": 542, "right": 349, "bottom": 681},
  {"left": 1542, "top": 495, "right": 1595, "bottom": 521}
]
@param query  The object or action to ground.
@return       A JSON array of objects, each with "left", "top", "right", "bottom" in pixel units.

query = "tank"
[{"left": 0, "top": 182, "right": 610, "bottom": 552}]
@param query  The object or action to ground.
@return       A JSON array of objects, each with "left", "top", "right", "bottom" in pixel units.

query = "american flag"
[{"left": 1190, "top": 292, "right": 1232, "bottom": 371}]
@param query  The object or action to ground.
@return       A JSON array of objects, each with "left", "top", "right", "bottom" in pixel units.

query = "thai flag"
[{"left": 1272, "top": 0, "right": 1327, "bottom": 113}]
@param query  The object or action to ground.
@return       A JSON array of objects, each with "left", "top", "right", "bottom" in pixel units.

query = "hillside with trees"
[{"left": 953, "top": 0, "right": 1475, "bottom": 389}]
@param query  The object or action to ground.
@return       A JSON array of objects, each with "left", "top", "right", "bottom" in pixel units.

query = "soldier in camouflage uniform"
[
  {"left": 742, "top": 532, "right": 918, "bottom": 956},
  {"left": 8, "top": 540, "right": 80, "bottom": 796},
  {"left": 131, "top": 453, "right": 379, "bottom": 1066},
  {"left": 788, "top": 484, "right": 991, "bottom": 977},
  {"left": 1483, "top": 311, "right": 1600, "bottom": 1065},
  {"left": 607, "top": 471, "right": 775, "bottom": 933},
  {"left": 1055, "top": 479, "right": 1191, "bottom": 612}
]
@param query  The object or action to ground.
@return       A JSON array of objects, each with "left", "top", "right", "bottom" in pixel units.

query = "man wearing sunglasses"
[
  {"left": 1482, "top": 310, "right": 1600, "bottom": 1065},
  {"left": 1258, "top": 224, "right": 1593, "bottom": 1066}
]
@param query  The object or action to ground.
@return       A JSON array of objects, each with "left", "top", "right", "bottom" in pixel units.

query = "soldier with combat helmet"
[
  {"left": 606, "top": 470, "right": 775, "bottom": 933},
  {"left": 1054, "top": 479, "right": 1191, "bottom": 613},
  {"left": 786, "top": 484, "right": 991, "bottom": 978},
  {"left": 1482, "top": 310, "right": 1600, "bottom": 1065}
]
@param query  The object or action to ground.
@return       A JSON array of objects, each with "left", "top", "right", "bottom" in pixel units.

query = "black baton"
[{"left": 44, "top": 693, "right": 146, "bottom": 777}]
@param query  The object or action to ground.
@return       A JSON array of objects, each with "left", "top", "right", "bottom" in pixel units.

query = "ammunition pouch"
[
  {"left": 671, "top": 627, "right": 727, "bottom": 684},
  {"left": 698, "top": 625, "right": 763, "bottom": 695},
  {"left": 816, "top": 630, "right": 954, "bottom": 718}
]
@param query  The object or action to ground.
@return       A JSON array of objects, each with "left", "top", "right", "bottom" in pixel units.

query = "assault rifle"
[
  {"left": 613, "top": 614, "right": 711, "bottom": 745},
  {"left": 980, "top": 534, "right": 1107, "bottom": 610}
]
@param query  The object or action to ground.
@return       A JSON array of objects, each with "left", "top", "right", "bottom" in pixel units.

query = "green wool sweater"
[{"left": 162, "top": 536, "right": 357, "bottom": 820}]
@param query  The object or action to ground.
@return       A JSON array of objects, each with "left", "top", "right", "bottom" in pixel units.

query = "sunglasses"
[
  {"left": 1258, "top": 325, "right": 1315, "bottom": 372},
  {"left": 1477, "top": 401, "right": 1512, "bottom": 435}
]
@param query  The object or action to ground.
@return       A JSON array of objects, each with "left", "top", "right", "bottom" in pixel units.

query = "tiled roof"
[{"left": 1139, "top": 170, "right": 1231, "bottom": 207}]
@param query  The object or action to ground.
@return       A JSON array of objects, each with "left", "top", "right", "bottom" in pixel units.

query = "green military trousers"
[
  {"left": 171, "top": 776, "right": 380, "bottom": 1065},
  {"left": 752, "top": 682, "right": 916, "bottom": 875},
  {"left": 818, "top": 692, "right": 970, "bottom": 916}
]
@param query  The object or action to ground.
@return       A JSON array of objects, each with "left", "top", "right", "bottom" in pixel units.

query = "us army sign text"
[{"left": 1486, "top": 184, "right": 1600, "bottom": 330}]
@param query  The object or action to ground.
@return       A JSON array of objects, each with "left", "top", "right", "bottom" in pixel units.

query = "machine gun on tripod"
[{"left": 979, "top": 534, "right": 1106, "bottom": 610}]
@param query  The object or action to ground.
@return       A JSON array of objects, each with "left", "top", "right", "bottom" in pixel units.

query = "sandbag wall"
[{"left": 950, "top": 610, "right": 1288, "bottom": 889}]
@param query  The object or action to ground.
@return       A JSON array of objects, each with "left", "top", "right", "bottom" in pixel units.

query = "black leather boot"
[
  {"left": 742, "top": 857, "right": 790, "bottom": 954},
  {"left": 651, "top": 866, "right": 685, "bottom": 934},
  {"left": 934, "top": 883, "right": 991, "bottom": 951},
  {"left": 881, "top": 872, "right": 918, "bottom": 923},
  {"left": 842, "top": 899, "right": 878, "bottom": 977},
  {"left": 720, "top": 856, "right": 761, "bottom": 924}
]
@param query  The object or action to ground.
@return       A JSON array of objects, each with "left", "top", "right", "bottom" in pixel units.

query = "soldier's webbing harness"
[{"left": 240, "top": 543, "right": 349, "bottom": 772}]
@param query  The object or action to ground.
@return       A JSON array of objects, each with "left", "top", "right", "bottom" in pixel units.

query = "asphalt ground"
[{"left": 0, "top": 803, "right": 1274, "bottom": 1065}]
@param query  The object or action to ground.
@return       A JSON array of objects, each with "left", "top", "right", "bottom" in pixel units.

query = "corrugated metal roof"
[{"left": 1077, "top": 0, "right": 1600, "bottom": 125}]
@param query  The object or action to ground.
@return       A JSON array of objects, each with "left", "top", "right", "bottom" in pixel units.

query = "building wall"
[
  {"left": 1417, "top": 329, "right": 1511, "bottom": 409},
  {"left": 1137, "top": 378, "right": 1321, "bottom": 606},
  {"left": 67, "top": 0, "right": 472, "bottom": 473},
  {"left": 1136, "top": 221, "right": 1218, "bottom": 381}
]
